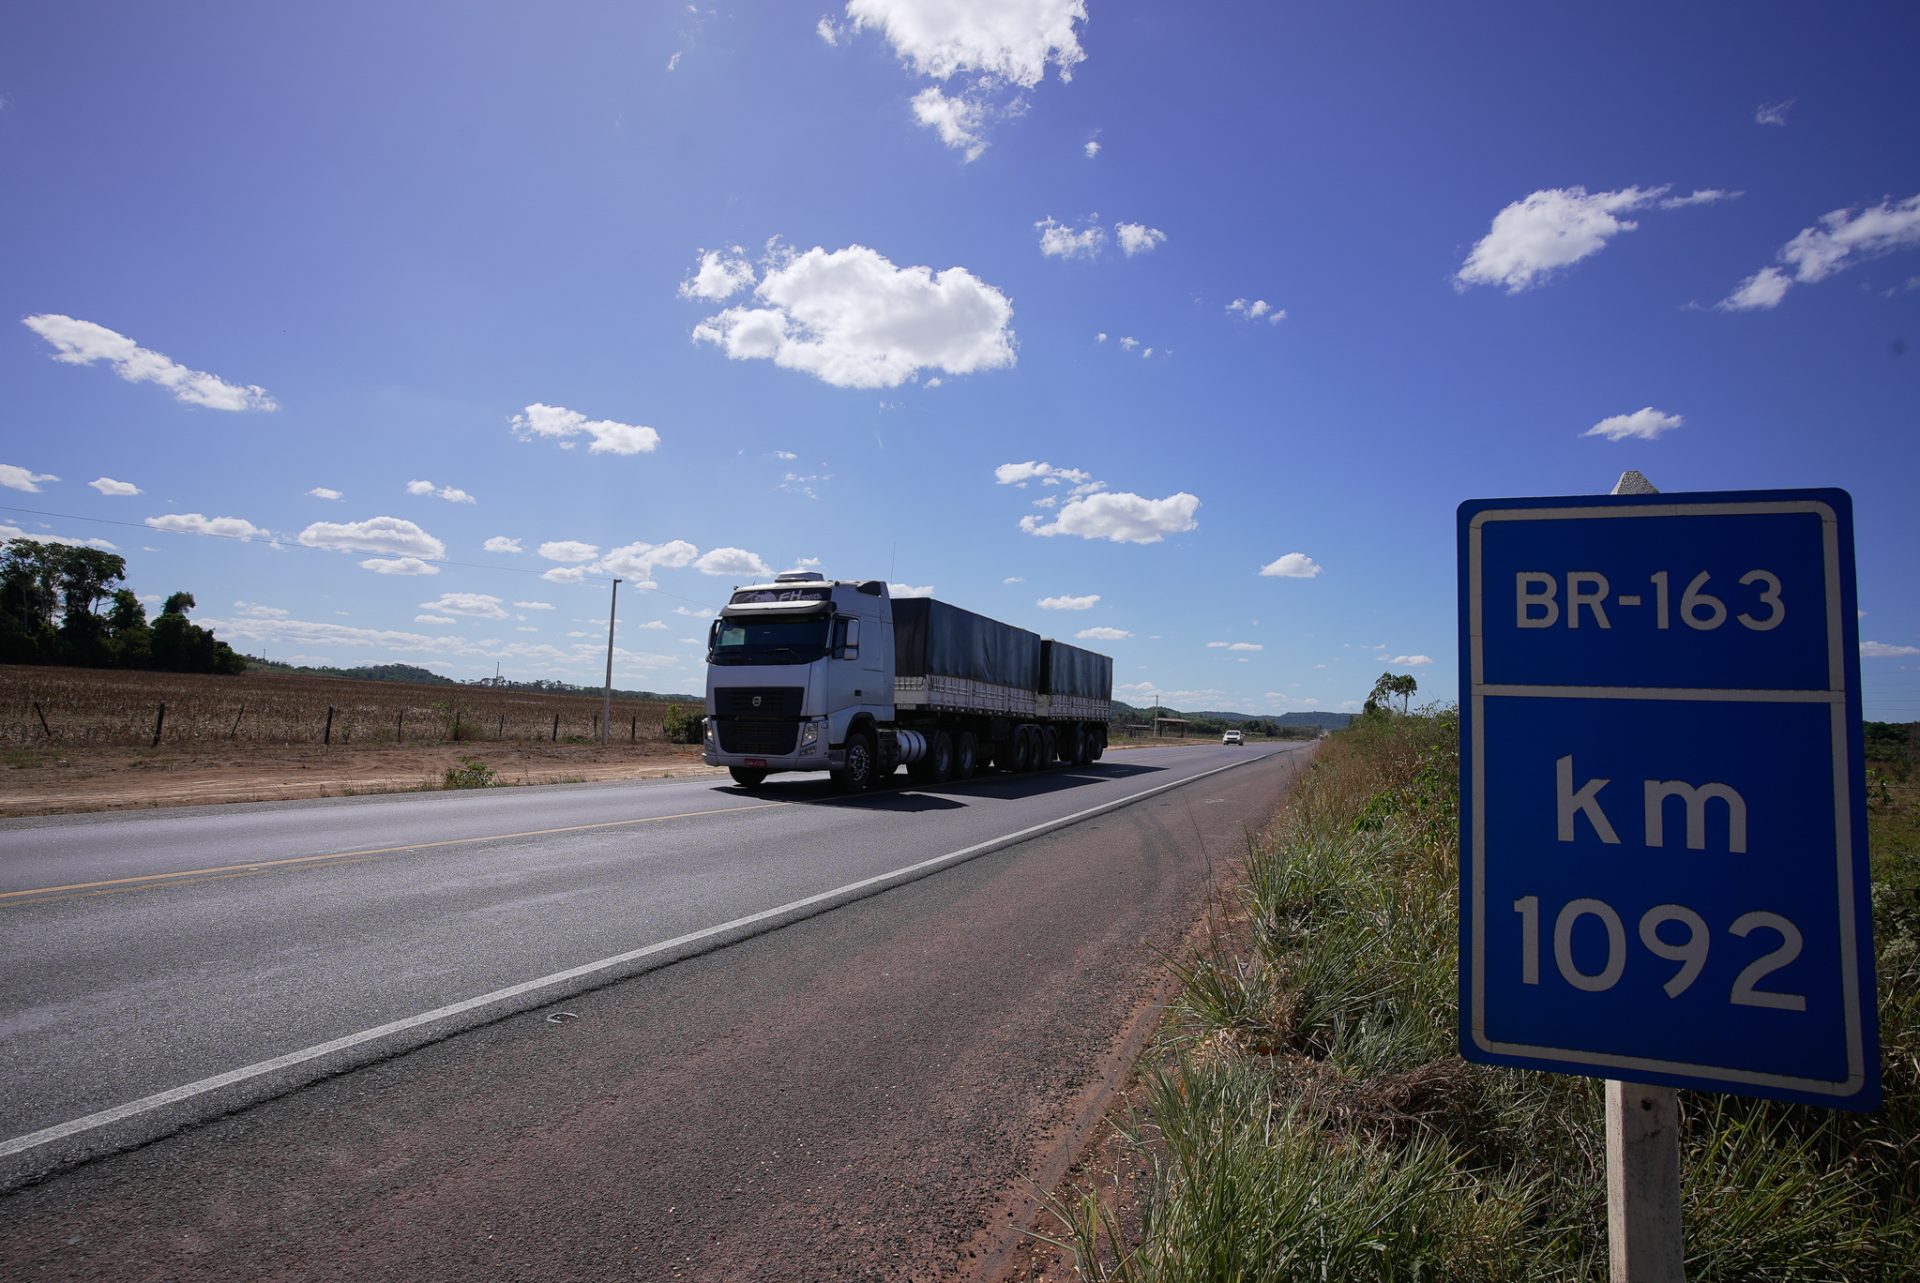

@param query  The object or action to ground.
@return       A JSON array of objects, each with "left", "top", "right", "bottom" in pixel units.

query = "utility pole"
[{"left": 600, "top": 577, "right": 621, "bottom": 745}]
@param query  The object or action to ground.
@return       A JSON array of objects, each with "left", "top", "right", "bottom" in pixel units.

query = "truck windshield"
[{"left": 709, "top": 615, "right": 830, "bottom": 665}]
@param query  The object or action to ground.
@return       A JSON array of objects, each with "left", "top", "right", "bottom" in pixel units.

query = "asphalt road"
[{"left": 0, "top": 742, "right": 1310, "bottom": 1200}]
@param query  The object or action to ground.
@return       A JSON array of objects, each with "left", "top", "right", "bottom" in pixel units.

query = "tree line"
[{"left": 0, "top": 538, "right": 244, "bottom": 674}]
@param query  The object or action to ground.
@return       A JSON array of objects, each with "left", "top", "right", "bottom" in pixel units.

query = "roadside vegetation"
[{"left": 1054, "top": 709, "right": 1920, "bottom": 1281}]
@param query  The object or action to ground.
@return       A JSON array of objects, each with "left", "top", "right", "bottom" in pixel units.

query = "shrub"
[{"left": 443, "top": 757, "right": 496, "bottom": 789}]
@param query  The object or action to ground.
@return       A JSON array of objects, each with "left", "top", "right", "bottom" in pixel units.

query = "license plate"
[{"left": 745, "top": 758, "right": 767, "bottom": 767}]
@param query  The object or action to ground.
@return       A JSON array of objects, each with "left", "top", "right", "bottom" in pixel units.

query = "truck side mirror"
[
  {"left": 706, "top": 619, "right": 720, "bottom": 658},
  {"left": 834, "top": 617, "right": 860, "bottom": 660}
]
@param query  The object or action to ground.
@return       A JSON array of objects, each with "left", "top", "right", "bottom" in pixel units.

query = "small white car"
[{"left": 1222, "top": 729, "right": 1243, "bottom": 745}]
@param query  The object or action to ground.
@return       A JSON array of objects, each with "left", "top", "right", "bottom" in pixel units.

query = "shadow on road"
[{"left": 716, "top": 760, "right": 1168, "bottom": 809}]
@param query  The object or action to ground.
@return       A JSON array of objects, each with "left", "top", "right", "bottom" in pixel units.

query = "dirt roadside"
[{"left": 0, "top": 743, "right": 727, "bottom": 817}]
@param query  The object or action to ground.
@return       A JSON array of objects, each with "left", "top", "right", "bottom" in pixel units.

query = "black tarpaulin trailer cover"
[
  {"left": 1039, "top": 639, "right": 1114, "bottom": 699},
  {"left": 892, "top": 598, "right": 1041, "bottom": 689}
]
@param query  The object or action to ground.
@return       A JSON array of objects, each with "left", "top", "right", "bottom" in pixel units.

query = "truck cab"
[{"left": 703, "top": 573, "right": 893, "bottom": 785}]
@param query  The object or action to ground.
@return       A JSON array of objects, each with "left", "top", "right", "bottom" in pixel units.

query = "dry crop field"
[{"left": 1, "top": 664, "right": 696, "bottom": 750}]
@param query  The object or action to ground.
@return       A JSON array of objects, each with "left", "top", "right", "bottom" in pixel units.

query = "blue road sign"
[{"left": 1458, "top": 489, "right": 1879, "bottom": 1109}]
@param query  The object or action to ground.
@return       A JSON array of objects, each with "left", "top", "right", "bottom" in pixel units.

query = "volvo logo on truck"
[{"left": 703, "top": 575, "right": 1114, "bottom": 793}]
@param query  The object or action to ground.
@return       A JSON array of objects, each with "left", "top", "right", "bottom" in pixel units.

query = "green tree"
[
  {"left": 0, "top": 539, "right": 128, "bottom": 665},
  {"left": 151, "top": 591, "right": 245, "bottom": 674},
  {"left": 1365, "top": 671, "right": 1419, "bottom": 716},
  {"left": 106, "top": 589, "right": 152, "bottom": 668}
]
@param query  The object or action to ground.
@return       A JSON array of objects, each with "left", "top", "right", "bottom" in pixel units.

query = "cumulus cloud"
[
  {"left": 817, "top": 16, "right": 843, "bottom": 45},
  {"left": 912, "top": 86, "right": 990, "bottom": 161},
  {"left": 145, "top": 513, "right": 268, "bottom": 541},
  {"left": 511, "top": 403, "right": 661, "bottom": 456},
  {"left": 691, "top": 243, "right": 1015, "bottom": 389},
  {"left": 297, "top": 516, "right": 445, "bottom": 559},
  {"left": 1456, "top": 186, "right": 1668, "bottom": 292},
  {"left": 1389, "top": 654, "right": 1435, "bottom": 666},
  {"left": 1003, "top": 576, "right": 1025, "bottom": 584},
  {"left": 543, "top": 566, "right": 587, "bottom": 585},
  {"left": 1720, "top": 194, "right": 1920, "bottom": 311},
  {"left": 515, "top": 600, "right": 555, "bottom": 611},
  {"left": 1076, "top": 626, "right": 1130, "bottom": 640},
  {"left": 846, "top": 0, "right": 1088, "bottom": 86},
  {"left": 1207, "top": 641, "right": 1263, "bottom": 652},
  {"left": 1084, "top": 139, "right": 1100, "bottom": 158},
  {"left": 307, "top": 487, "right": 343, "bottom": 501},
  {"left": 1037, "top": 593, "right": 1100, "bottom": 610},
  {"left": 1755, "top": 99, "right": 1794, "bottom": 126},
  {"left": 539, "top": 539, "right": 601, "bottom": 564},
  {"left": 679, "top": 247, "right": 756, "bottom": 301},
  {"left": 1036, "top": 216, "right": 1106, "bottom": 259},
  {"left": 994, "top": 460, "right": 1093, "bottom": 487},
  {"left": 1585, "top": 407, "right": 1683, "bottom": 441},
  {"left": 1862, "top": 640, "right": 1920, "bottom": 658},
  {"left": 1259, "top": 553, "right": 1323, "bottom": 579},
  {"left": 483, "top": 536, "right": 523, "bottom": 554},
  {"left": 1, "top": 464, "right": 59, "bottom": 492},
  {"left": 1020, "top": 490, "right": 1200, "bottom": 544},
  {"left": 1659, "top": 189, "right": 1742, "bottom": 209},
  {"left": 415, "top": 614, "right": 458, "bottom": 625},
  {"left": 88, "top": 476, "right": 140, "bottom": 496},
  {"left": 1227, "top": 298, "right": 1286, "bottom": 324},
  {"left": 407, "top": 479, "right": 477, "bottom": 504},
  {"left": 600, "top": 539, "right": 700, "bottom": 582},
  {"left": 420, "top": 592, "right": 508, "bottom": 620},
  {"left": 1114, "top": 222, "right": 1166, "bottom": 256},
  {"left": 888, "top": 582, "right": 935, "bottom": 598},
  {"left": 21, "top": 314, "right": 277, "bottom": 411},
  {"left": 361, "top": 557, "right": 439, "bottom": 576},
  {"left": 696, "top": 546, "right": 775, "bottom": 578}
]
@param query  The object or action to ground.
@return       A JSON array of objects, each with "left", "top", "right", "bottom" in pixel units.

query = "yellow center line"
[{"left": 0, "top": 801, "right": 788, "bottom": 903}]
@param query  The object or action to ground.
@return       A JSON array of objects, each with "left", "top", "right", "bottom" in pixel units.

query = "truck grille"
[
  {"left": 714, "top": 687, "right": 805, "bottom": 718},
  {"left": 717, "top": 721, "right": 799, "bottom": 755}
]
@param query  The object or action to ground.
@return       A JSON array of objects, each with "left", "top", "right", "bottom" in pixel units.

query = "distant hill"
[
  {"left": 1191, "top": 710, "right": 1356, "bottom": 731},
  {"left": 241, "top": 655, "right": 699, "bottom": 703}
]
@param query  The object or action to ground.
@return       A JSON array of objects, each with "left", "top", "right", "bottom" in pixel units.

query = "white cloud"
[
  {"left": 638, "top": 619, "right": 669, "bottom": 630},
  {"left": 774, "top": 450, "right": 799, "bottom": 461},
  {"left": 601, "top": 539, "right": 700, "bottom": 582},
  {"left": 307, "top": 487, "right": 343, "bottom": 501},
  {"left": 1455, "top": 186, "right": 1667, "bottom": 292},
  {"left": 1389, "top": 654, "right": 1435, "bottom": 666},
  {"left": 889, "top": 582, "right": 935, "bottom": 598},
  {"left": 1003, "top": 575, "right": 1026, "bottom": 584},
  {"left": 1755, "top": 99, "right": 1794, "bottom": 126},
  {"left": 543, "top": 566, "right": 588, "bottom": 585},
  {"left": 673, "top": 605, "right": 716, "bottom": 618},
  {"left": 1227, "top": 298, "right": 1286, "bottom": 324},
  {"left": 1585, "top": 407, "right": 1683, "bottom": 441},
  {"left": 1036, "top": 216, "right": 1106, "bottom": 259},
  {"left": 846, "top": 0, "right": 1088, "bottom": 86},
  {"left": 297, "top": 516, "right": 445, "bottom": 559},
  {"left": 695, "top": 546, "right": 774, "bottom": 578},
  {"left": 88, "top": 476, "right": 141, "bottom": 496},
  {"left": 994, "top": 460, "right": 1092, "bottom": 487},
  {"left": 1862, "top": 641, "right": 1920, "bottom": 658},
  {"left": 1114, "top": 222, "right": 1166, "bottom": 256},
  {"left": 1207, "top": 641, "right": 1263, "bottom": 652},
  {"left": 539, "top": 539, "right": 601, "bottom": 564},
  {"left": 233, "top": 601, "right": 289, "bottom": 619},
  {"left": 1259, "top": 553, "right": 1323, "bottom": 579},
  {"left": 21, "top": 314, "right": 277, "bottom": 411},
  {"left": 1037, "top": 593, "right": 1100, "bottom": 610},
  {"left": 484, "top": 536, "right": 523, "bottom": 554},
  {"left": 414, "top": 614, "right": 458, "bottom": 625},
  {"left": 406, "top": 479, "right": 477, "bottom": 504},
  {"left": 0, "top": 464, "right": 58, "bottom": 493},
  {"left": 511, "top": 403, "right": 661, "bottom": 456},
  {"left": 1719, "top": 267, "right": 1793, "bottom": 312},
  {"left": 911, "top": 86, "right": 989, "bottom": 161},
  {"left": 666, "top": 51, "right": 681, "bottom": 72},
  {"left": 1020, "top": 491, "right": 1200, "bottom": 544},
  {"left": 817, "top": 16, "right": 843, "bottom": 45},
  {"left": 1076, "top": 626, "right": 1130, "bottom": 640},
  {"left": 361, "top": 557, "right": 440, "bottom": 576},
  {"left": 420, "top": 592, "right": 508, "bottom": 620},
  {"left": 514, "top": 600, "right": 555, "bottom": 611},
  {"left": 1659, "top": 189, "right": 1742, "bottom": 209},
  {"left": 1118, "top": 336, "right": 1138, "bottom": 350},
  {"left": 145, "top": 513, "right": 268, "bottom": 541},
  {"left": 1720, "top": 195, "right": 1920, "bottom": 310},
  {"left": 691, "top": 243, "right": 1016, "bottom": 389},
  {"left": 1084, "top": 137, "right": 1100, "bottom": 159},
  {"left": 679, "top": 248, "right": 756, "bottom": 301},
  {"left": 1032, "top": 495, "right": 1059, "bottom": 509}
]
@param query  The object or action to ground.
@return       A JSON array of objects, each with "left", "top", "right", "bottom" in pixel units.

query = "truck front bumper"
[{"left": 702, "top": 717, "right": 836, "bottom": 773}]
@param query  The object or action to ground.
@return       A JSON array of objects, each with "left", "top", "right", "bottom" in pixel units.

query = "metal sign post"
[{"left": 1458, "top": 477, "right": 1880, "bottom": 1280}]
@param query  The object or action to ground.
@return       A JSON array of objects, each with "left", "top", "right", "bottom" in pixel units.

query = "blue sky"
[{"left": 3, "top": 2, "right": 1916, "bottom": 718}]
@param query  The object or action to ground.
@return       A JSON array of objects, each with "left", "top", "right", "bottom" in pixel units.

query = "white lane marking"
[{"left": 0, "top": 747, "right": 1298, "bottom": 1163}]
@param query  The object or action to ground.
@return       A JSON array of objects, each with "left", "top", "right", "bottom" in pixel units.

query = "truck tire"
[
  {"left": 953, "top": 730, "right": 978, "bottom": 779},
  {"left": 833, "top": 730, "right": 879, "bottom": 793},
  {"left": 728, "top": 767, "right": 769, "bottom": 788},
  {"left": 1041, "top": 726, "right": 1058, "bottom": 768},
  {"left": 1065, "top": 723, "right": 1086, "bottom": 765},
  {"left": 1008, "top": 728, "right": 1033, "bottom": 773},
  {"left": 927, "top": 728, "right": 954, "bottom": 783},
  {"left": 1089, "top": 726, "right": 1107, "bottom": 761}
]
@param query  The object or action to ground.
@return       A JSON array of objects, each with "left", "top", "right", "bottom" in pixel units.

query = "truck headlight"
[
  {"left": 798, "top": 721, "right": 820, "bottom": 751},
  {"left": 703, "top": 717, "right": 717, "bottom": 747}
]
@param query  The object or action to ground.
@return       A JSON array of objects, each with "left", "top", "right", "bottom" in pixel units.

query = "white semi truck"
[{"left": 702, "top": 572, "right": 1113, "bottom": 792}]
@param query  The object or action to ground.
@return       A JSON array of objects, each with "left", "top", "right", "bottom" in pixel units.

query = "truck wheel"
[
  {"left": 833, "top": 730, "right": 878, "bottom": 792},
  {"left": 927, "top": 728, "right": 954, "bottom": 783},
  {"left": 1089, "top": 727, "right": 1107, "bottom": 761},
  {"left": 728, "top": 767, "right": 769, "bottom": 788},
  {"left": 1041, "top": 727, "right": 1058, "bottom": 768},
  {"left": 953, "top": 730, "right": 978, "bottom": 779},
  {"left": 1065, "top": 723, "right": 1086, "bottom": 765},
  {"left": 1008, "top": 728, "right": 1033, "bottom": 773}
]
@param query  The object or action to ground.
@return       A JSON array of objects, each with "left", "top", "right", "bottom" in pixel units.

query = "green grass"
[{"left": 1054, "top": 712, "right": 1920, "bottom": 1281}]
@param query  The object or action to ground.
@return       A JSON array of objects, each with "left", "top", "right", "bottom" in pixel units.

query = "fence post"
[
  {"left": 151, "top": 702, "right": 166, "bottom": 747},
  {"left": 629, "top": 714, "right": 636, "bottom": 742},
  {"left": 551, "top": 713, "right": 560, "bottom": 742},
  {"left": 33, "top": 699, "right": 52, "bottom": 739},
  {"left": 497, "top": 715, "right": 505, "bottom": 739},
  {"left": 453, "top": 709, "right": 462, "bottom": 740},
  {"left": 230, "top": 704, "right": 246, "bottom": 740},
  {"left": 396, "top": 709, "right": 405, "bottom": 743},
  {"left": 324, "top": 705, "right": 335, "bottom": 745}
]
